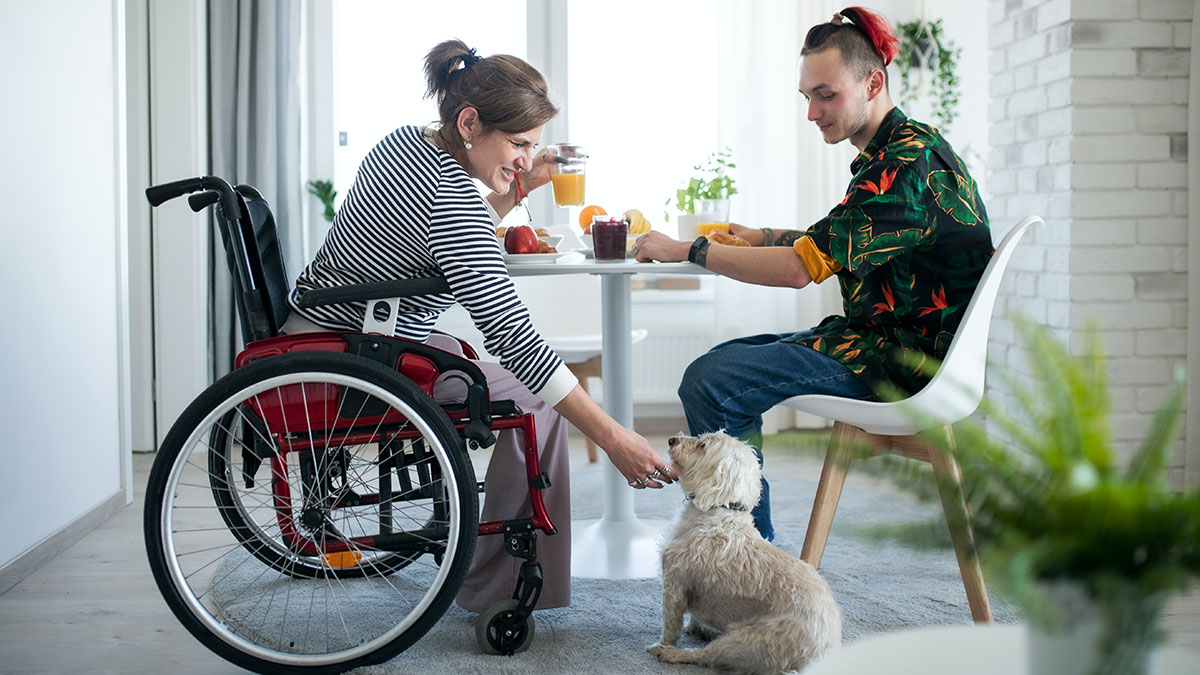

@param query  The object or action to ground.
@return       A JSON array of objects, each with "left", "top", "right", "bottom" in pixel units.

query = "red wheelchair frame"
[
  {"left": 141, "top": 175, "right": 558, "bottom": 674},
  {"left": 234, "top": 331, "right": 557, "bottom": 555}
]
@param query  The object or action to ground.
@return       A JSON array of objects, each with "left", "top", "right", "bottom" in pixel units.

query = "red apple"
[{"left": 504, "top": 225, "right": 539, "bottom": 254}]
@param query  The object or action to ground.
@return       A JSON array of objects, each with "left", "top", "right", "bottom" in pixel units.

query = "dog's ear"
[{"left": 689, "top": 432, "right": 762, "bottom": 511}]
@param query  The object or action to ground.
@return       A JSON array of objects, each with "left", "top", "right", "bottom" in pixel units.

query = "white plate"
[
  {"left": 503, "top": 252, "right": 571, "bottom": 265},
  {"left": 543, "top": 226, "right": 586, "bottom": 252}
]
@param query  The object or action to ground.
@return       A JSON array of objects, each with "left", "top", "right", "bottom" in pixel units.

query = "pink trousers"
[
  {"left": 280, "top": 315, "right": 573, "bottom": 612},
  {"left": 428, "top": 341, "right": 572, "bottom": 613}
]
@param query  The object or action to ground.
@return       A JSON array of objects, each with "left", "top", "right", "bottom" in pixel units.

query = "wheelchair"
[{"left": 143, "top": 176, "right": 557, "bottom": 673}]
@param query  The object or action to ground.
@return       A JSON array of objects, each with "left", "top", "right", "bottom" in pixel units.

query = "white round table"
[{"left": 507, "top": 254, "right": 709, "bottom": 579}]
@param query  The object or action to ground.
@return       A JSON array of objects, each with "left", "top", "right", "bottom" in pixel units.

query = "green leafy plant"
[
  {"left": 895, "top": 18, "right": 962, "bottom": 132},
  {"left": 666, "top": 148, "right": 738, "bottom": 221},
  {"left": 864, "top": 318, "right": 1197, "bottom": 674},
  {"left": 307, "top": 179, "right": 337, "bottom": 223}
]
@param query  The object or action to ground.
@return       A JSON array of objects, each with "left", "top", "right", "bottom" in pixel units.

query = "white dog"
[{"left": 647, "top": 431, "right": 842, "bottom": 674}]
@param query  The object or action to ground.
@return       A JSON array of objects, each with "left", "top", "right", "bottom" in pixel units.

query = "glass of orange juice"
[
  {"left": 547, "top": 143, "right": 586, "bottom": 207},
  {"left": 696, "top": 222, "right": 730, "bottom": 237}
]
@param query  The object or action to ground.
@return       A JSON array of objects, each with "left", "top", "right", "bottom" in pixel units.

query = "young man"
[{"left": 632, "top": 7, "right": 993, "bottom": 541}]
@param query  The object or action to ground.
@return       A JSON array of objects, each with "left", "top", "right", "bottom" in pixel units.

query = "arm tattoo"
[{"left": 774, "top": 230, "right": 804, "bottom": 247}]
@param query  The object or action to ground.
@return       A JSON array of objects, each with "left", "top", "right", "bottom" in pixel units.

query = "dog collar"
[{"left": 684, "top": 493, "right": 750, "bottom": 512}]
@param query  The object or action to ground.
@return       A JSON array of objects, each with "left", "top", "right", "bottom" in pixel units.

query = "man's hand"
[
  {"left": 633, "top": 229, "right": 814, "bottom": 289},
  {"left": 729, "top": 222, "right": 766, "bottom": 246},
  {"left": 631, "top": 231, "right": 692, "bottom": 262}
]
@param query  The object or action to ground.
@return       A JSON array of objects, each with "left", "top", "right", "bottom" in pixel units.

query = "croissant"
[{"left": 707, "top": 231, "right": 750, "bottom": 247}]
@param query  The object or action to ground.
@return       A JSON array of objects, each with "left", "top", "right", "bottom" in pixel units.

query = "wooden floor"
[{"left": 0, "top": 433, "right": 1196, "bottom": 673}]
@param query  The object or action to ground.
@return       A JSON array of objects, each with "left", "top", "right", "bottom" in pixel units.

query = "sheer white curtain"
[
  {"left": 208, "top": 0, "right": 303, "bottom": 379},
  {"left": 713, "top": 0, "right": 855, "bottom": 429}
]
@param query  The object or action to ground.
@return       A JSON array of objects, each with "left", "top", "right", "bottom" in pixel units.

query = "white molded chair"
[
  {"left": 546, "top": 329, "right": 649, "bottom": 462},
  {"left": 782, "top": 215, "right": 1042, "bottom": 624}
]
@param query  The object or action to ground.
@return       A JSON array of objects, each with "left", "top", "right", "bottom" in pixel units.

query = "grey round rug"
[
  {"left": 355, "top": 458, "right": 1017, "bottom": 673},
  {"left": 212, "top": 455, "right": 1017, "bottom": 674}
]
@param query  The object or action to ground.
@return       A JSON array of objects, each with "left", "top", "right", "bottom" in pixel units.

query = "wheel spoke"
[{"left": 145, "top": 352, "right": 477, "bottom": 671}]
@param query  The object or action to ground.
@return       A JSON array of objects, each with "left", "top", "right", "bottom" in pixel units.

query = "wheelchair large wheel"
[
  {"left": 205, "top": 406, "right": 434, "bottom": 579},
  {"left": 144, "top": 351, "right": 478, "bottom": 674}
]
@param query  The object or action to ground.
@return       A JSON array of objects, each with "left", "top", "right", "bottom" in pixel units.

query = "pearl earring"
[{"left": 464, "top": 141, "right": 472, "bottom": 150}]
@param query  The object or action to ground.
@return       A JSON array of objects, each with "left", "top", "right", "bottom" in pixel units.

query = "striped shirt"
[{"left": 288, "top": 125, "right": 576, "bottom": 405}]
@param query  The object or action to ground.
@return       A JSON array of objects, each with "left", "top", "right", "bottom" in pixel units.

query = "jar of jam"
[{"left": 592, "top": 215, "right": 628, "bottom": 260}]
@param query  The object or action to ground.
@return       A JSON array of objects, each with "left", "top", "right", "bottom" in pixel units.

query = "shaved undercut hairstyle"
[{"left": 801, "top": 6, "right": 900, "bottom": 84}]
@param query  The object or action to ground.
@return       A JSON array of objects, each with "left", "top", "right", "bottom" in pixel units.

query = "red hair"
[{"left": 840, "top": 7, "right": 899, "bottom": 66}]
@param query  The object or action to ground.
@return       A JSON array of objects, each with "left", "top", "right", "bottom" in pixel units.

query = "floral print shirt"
[{"left": 785, "top": 107, "right": 993, "bottom": 395}]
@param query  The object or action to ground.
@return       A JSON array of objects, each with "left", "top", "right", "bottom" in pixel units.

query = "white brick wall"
[{"left": 988, "top": 0, "right": 1190, "bottom": 478}]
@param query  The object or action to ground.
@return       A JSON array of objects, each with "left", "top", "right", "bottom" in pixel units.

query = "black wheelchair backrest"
[
  {"left": 236, "top": 188, "right": 291, "bottom": 340},
  {"left": 146, "top": 175, "right": 289, "bottom": 344}
]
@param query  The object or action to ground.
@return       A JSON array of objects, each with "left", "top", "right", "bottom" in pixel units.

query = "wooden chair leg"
[
  {"left": 801, "top": 421, "right": 858, "bottom": 570},
  {"left": 927, "top": 425, "right": 993, "bottom": 623}
]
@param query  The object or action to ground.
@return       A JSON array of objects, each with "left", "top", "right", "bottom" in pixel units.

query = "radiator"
[
  {"left": 626, "top": 328, "right": 818, "bottom": 431},
  {"left": 630, "top": 329, "right": 714, "bottom": 405}
]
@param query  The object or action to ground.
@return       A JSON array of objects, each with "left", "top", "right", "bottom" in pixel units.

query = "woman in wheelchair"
[{"left": 281, "top": 40, "right": 676, "bottom": 616}]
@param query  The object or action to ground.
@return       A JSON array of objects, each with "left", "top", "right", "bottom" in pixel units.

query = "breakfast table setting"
[{"left": 493, "top": 141, "right": 748, "bottom": 579}]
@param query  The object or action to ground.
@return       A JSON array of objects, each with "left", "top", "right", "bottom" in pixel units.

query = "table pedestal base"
[{"left": 569, "top": 516, "right": 671, "bottom": 579}]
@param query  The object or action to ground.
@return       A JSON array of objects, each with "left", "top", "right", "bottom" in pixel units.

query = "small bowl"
[{"left": 539, "top": 234, "right": 564, "bottom": 249}]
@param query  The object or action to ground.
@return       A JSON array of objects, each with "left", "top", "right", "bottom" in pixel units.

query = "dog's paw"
[{"left": 647, "top": 643, "right": 687, "bottom": 662}]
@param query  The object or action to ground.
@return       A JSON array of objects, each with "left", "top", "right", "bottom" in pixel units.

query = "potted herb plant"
[
  {"left": 667, "top": 147, "right": 738, "bottom": 223},
  {"left": 307, "top": 179, "right": 337, "bottom": 223},
  {"left": 867, "top": 318, "right": 1198, "bottom": 675},
  {"left": 895, "top": 18, "right": 962, "bottom": 132}
]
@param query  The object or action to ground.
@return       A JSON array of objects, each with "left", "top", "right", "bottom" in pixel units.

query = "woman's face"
[{"left": 464, "top": 125, "right": 544, "bottom": 195}]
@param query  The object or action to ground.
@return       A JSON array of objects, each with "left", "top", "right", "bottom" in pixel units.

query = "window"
[
  {"left": 330, "top": 1, "right": 721, "bottom": 238},
  {"left": 331, "top": 0, "right": 527, "bottom": 196},
  {"left": 566, "top": 0, "right": 718, "bottom": 238}
]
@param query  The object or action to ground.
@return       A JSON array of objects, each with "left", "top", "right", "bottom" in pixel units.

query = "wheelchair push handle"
[
  {"left": 145, "top": 175, "right": 240, "bottom": 216},
  {"left": 188, "top": 192, "right": 220, "bottom": 212}
]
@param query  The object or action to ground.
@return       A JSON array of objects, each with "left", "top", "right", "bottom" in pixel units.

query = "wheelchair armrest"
[
  {"left": 338, "top": 333, "right": 497, "bottom": 449},
  {"left": 296, "top": 277, "right": 451, "bottom": 309}
]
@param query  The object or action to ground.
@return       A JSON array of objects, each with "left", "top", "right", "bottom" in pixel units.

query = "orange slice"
[{"left": 579, "top": 204, "right": 606, "bottom": 231}]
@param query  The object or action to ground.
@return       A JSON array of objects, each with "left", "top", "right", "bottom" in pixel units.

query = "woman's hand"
[
  {"left": 631, "top": 231, "right": 691, "bottom": 263},
  {"left": 603, "top": 426, "right": 677, "bottom": 489},
  {"left": 552, "top": 385, "right": 675, "bottom": 489},
  {"left": 488, "top": 150, "right": 555, "bottom": 217},
  {"left": 518, "top": 149, "right": 556, "bottom": 193}
]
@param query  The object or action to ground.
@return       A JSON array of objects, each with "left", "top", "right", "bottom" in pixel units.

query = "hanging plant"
[{"left": 895, "top": 18, "right": 962, "bottom": 132}]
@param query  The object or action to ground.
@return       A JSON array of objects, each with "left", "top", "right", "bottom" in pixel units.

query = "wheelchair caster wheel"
[{"left": 476, "top": 598, "right": 534, "bottom": 655}]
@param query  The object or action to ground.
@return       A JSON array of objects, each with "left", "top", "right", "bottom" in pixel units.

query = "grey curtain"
[{"left": 207, "top": 0, "right": 303, "bottom": 380}]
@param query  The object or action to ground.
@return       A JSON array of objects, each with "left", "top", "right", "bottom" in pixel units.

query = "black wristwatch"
[{"left": 688, "top": 236, "right": 711, "bottom": 267}]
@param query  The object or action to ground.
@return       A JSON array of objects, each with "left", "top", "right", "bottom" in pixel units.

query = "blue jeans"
[{"left": 677, "top": 331, "right": 876, "bottom": 541}]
